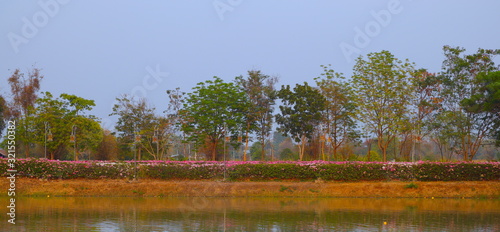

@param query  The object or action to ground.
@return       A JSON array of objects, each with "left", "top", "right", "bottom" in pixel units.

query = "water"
[{"left": 4, "top": 197, "right": 500, "bottom": 231}]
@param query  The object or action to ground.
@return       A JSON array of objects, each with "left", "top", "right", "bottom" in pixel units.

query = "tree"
[
  {"left": 181, "top": 77, "right": 248, "bottom": 160},
  {"left": 351, "top": 50, "right": 416, "bottom": 162},
  {"left": 235, "top": 70, "right": 278, "bottom": 161},
  {"left": 429, "top": 111, "right": 463, "bottom": 160},
  {"left": 276, "top": 82, "right": 326, "bottom": 161},
  {"left": 0, "top": 95, "right": 6, "bottom": 137},
  {"left": 315, "top": 65, "right": 358, "bottom": 160},
  {"left": 96, "top": 130, "right": 119, "bottom": 160},
  {"left": 462, "top": 71, "right": 500, "bottom": 146},
  {"left": 110, "top": 95, "right": 168, "bottom": 160},
  {"left": 410, "top": 69, "right": 443, "bottom": 160},
  {"left": 6, "top": 67, "right": 43, "bottom": 157},
  {"left": 438, "top": 46, "right": 500, "bottom": 160},
  {"left": 33, "top": 92, "right": 103, "bottom": 160},
  {"left": 165, "top": 88, "right": 190, "bottom": 158}
]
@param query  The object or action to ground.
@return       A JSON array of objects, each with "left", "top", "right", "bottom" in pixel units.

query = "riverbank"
[{"left": 2, "top": 178, "right": 499, "bottom": 198}]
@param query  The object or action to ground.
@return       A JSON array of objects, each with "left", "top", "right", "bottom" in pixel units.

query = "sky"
[{"left": 1, "top": 0, "right": 500, "bottom": 130}]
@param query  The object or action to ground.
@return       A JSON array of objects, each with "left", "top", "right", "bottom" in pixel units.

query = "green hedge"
[{"left": 1, "top": 159, "right": 499, "bottom": 181}]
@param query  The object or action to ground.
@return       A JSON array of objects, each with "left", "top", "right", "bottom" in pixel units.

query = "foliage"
[
  {"left": 279, "top": 148, "right": 297, "bottom": 161},
  {"left": 276, "top": 82, "right": 326, "bottom": 160},
  {"left": 0, "top": 96, "right": 6, "bottom": 137},
  {"left": 404, "top": 182, "right": 418, "bottom": 189},
  {"left": 96, "top": 130, "right": 119, "bottom": 160},
  {"left": 352, "top": 50, "right": 416, "bottom": 162},
  {"left": 235, "top": 70, "right": 278, "bottom": 161},
  {"left": 249, "top": 141, "right": 263, "bottom": 161},
  {"left": 32, "top": 92, "right": 102, "bottom": 160},
  {"left": 462, "top": 71, "right": 500, "bottom": 146},
  {"left": 6, "top": 67, "right": 44, "bottom": 157},
  {"left": 181, "top": 77, "right": 248, "bottom": 160},
  {"left": 437, "top": 46, "right": 500, "bottom": 160},
  {"left": 315, "top": 64, "right": 358, "bottom": 160},
  {"left": 2, "top": 159, "right": 498, "bottom": 181},
  {"left": 110, "top": 95, "right": 169, "bottom": 160}
]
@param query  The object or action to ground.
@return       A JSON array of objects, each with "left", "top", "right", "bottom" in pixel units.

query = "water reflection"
[{"left": 5, "top": 197, "right": 500, "bottom": 231}]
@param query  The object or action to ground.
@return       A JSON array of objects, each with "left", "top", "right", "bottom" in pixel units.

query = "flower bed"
[{"left": 1, "top": 159, "right": 499, "bottom": 181}]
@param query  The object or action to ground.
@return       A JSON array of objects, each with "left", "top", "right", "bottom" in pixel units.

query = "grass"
[
  {"left": 279, "top": 185, "right": 294, "bottom": 193},
  {"left": 404, "top": 182, "right": 419, "bottom": 189}
]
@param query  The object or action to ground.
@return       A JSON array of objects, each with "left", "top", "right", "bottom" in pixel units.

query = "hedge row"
[{"left": 1, "top": 159, "right": 499, "bottom": 181}]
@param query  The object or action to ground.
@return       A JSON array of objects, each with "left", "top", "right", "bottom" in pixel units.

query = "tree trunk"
[
  {"left": 243, "top": 122, "right": 250, "bottom": 161},
  {"left": 211, "top": 139, "right": 217, "bottom": 161},
  {"left": 332, "top": 137, "right": 338, "bottom": 161},
  {"left": 378, "top": 139, "right": 387, "bottom": 162},
  {"left": 261, "top": 137, "right": 266, "bottom": 161},
  {"left": 24, "top": 143, "right": 30, "bottom": 158},
  {"left": 366, "top": 139, "right": 372, "bottom": 161},
  {"left": 298, "top": 135, "right": 307, "bottom": 161}
]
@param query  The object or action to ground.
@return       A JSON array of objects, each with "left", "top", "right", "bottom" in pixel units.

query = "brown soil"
[{"left": 2, "top": 178, "right": 499, "bottom": 198}]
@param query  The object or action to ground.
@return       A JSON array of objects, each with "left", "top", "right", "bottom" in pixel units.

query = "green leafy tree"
[
  {"left": 429, "top": 111, "right": 463, "bottom": 160},
  {"left": 33, "top": 92, "right": 102, "bottom": 160},
  {"left": 315, "top": 64, "right": 358, "bottom": 160},
  {"left": 438, "top": 46, "right": 499, "bottom": 160},
  {"left": 235, "top": 70, "right": 278, "bottom": 161},
  {"left": 249, "top": 141, "right": 263, "bottom": 161},
  {"left": 351, "top": 50, "right": 416, "bottom": 162},
  {"left": 276, "top": 82, "right": 326, "bottom": 160},
  {"left": 462, "top": 71, "right": 500, "bottom": 146},
  {"left": 181, "top": 77, "right": 248, "bottom": 160}
]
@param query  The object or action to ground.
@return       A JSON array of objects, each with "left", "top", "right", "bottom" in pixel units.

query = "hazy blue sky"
[{"left": 1, "top": 0, "right": 499, "bottom": 129}]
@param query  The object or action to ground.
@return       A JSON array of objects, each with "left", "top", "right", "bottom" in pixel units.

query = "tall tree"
[
  {"left": 315, "top": 65, "right": 358, "bottom": 160},
  {"left": 110, "top": 95, "right": 168, "bottom": 160},
  {"left": 181, "top": 77, "right": 248, "bottom": 161},
  {"left": 462, "top": 71, "right": 500, "bottom": 146},
  {"left": 7, "top": 67, "right": 43, "bottom": 157},
  {"left": 407, "top": 69, "right": 448, "bottom": 161},
  {"left": 438, "top": 46, "right": 499, "bottom": 160},
  {"left": 276, "top": 82, "right": 326, "bottom": 161},
  {"left": 351, "top": 50, "right": 416, "bottom": 162},
  {"left": 165, "top": 88, "right": 190, "bottom": 158},
  {"left": 235, "top": 70, "right": 278, "bottom": 161}
]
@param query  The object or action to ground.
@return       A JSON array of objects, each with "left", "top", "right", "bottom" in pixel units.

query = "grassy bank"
[{"left": 2, "top": 178, "right": 499, "bottom": 198}]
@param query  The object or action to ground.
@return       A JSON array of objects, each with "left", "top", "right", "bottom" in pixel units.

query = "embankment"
[{"left": 2, "top": 178, "right": 499, "bottom": 198}]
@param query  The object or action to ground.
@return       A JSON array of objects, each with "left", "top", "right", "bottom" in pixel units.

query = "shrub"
[{"left": 0, "top": 159, "right": 498, "bottom": 181}]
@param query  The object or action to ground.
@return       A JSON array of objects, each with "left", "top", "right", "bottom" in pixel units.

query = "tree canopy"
[
  {"left": 276, "top": 82, "right": 326, "bottom": 160},
  {"left": 181, "top": 77, "right": 248, "bottom": 160}
]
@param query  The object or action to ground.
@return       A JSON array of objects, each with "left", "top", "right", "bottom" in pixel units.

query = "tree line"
[{"left": 1, "top": 45, "right": 499, "bottom": 161}]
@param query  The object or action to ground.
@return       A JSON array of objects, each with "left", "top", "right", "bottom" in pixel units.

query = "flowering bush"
[{"left": 0, "top": 159, "right": 498, "bottom": 181}]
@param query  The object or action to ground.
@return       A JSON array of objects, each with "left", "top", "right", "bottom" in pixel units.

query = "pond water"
[{"left": 4, "top": 197, "right": 500, "bottom": 231}]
